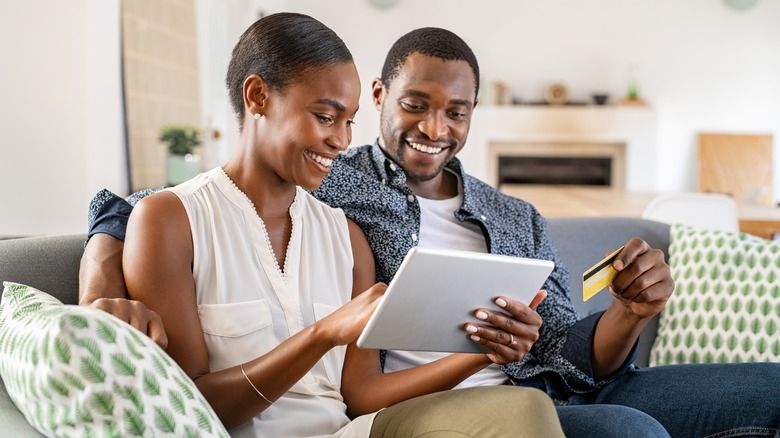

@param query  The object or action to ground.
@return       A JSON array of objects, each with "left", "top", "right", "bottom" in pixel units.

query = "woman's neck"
[{"left": 222, "top": 147, "right": 296, "bottom": 219}]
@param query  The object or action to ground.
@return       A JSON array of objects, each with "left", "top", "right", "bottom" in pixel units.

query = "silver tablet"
[{"left": 356, "top": 246, "right": 555, "bottom": 353}]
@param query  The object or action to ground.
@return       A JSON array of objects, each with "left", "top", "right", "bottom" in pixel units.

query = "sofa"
[{"left": 0, "top": 216, "right": 671, "bottom": 436}]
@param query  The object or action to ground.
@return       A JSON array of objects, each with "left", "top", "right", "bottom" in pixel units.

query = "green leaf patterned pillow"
[
  {"left": 0, "top": 282, "right": 229, "bottom": 437},
  {"left": 650, "top": 225, "right": 780, "bottom": 366}
]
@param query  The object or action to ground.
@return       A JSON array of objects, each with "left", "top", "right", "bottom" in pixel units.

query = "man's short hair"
[{"left": 380, "top": 27, "right": 480, "bottom": 98}]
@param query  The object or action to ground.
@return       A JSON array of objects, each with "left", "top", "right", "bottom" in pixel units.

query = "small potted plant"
[{"left": 160, "top": 125, "right": 202, "bottom": 185}]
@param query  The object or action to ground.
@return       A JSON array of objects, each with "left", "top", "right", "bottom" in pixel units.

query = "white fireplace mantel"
[{"left": 460, "top": 105, "right": 659, "bottom": 191}]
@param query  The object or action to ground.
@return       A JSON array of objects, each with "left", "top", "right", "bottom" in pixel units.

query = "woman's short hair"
[{"left": 226, "top": 12, "right": 353, "bottom": 130}]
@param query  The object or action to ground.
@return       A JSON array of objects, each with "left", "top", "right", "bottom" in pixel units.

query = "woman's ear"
[{"left": 244, "top": 75, "right": 268, "bottom": 118}]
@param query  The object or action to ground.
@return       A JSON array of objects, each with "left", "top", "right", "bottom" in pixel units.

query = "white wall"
[
  {"left": 2, "top": 0, "right": 778, "bottom": 236},
  {"left": 0, "top": 0, "right": 124, "bottom": 237}
]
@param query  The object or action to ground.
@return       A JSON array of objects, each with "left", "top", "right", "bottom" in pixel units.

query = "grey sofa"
[{"left": 0, "top": 217, "right": 670, "bottom": 435}]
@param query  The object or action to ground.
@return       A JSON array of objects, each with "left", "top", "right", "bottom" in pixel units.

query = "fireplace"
[
  {"left": 488, "top": 141, "right": 626, "bottom": 189},
  {"left": 460, "top": 106, "right": 658, "bottom": 192}
]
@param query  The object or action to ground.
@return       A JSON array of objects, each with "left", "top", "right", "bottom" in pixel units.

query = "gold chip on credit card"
[{"left": 582, "top": 246, "right": 624, "bottom": 302}]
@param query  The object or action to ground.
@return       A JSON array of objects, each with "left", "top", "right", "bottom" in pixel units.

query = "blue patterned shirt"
[{"left": 88, "top": 141, "right": 635, "bottom": 396}]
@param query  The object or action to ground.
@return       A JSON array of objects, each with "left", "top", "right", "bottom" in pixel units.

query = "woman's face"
[{"left": 258, "top": 62, "right": 361, "bottom": 191}]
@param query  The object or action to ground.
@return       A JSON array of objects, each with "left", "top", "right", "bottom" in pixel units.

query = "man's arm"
[
  {"left": 591, "top": 238, "right": 673, "bottom": 379},
  {"left": 79, "top": 188, "right": 168, "bottom": 348}
]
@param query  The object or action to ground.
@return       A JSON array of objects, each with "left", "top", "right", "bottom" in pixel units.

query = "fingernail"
[
  {"left": 466, "top": 325, "right": 477, "bottom": 333},
  {"left": 495, "top": 298, "right": 507, "bottom": 308},
  {"left": 470, "top": 335, "right": 481, "bottom": 342},
  {"left": 476, "top": 311, "right": 488, "bottom": 320},
  {"left": 613, "top": 260, "right": 624, "bottom": 270}
]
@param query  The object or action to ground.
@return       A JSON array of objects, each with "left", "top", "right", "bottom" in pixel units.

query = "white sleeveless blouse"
[{"left": 167, "top": 167, "right": 375, "bottom": 437}]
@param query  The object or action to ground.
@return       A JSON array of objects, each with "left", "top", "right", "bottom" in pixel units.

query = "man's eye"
[{"left": 400, "top": 101, "right": 424, "bottom": 111}]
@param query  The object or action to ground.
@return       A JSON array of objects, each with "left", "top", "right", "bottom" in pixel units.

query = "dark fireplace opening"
[{"left": 498, "top": 156, "right": 613, "bottom": 186}]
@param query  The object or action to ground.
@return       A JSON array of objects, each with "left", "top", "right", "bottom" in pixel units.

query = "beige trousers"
[{"left": 370, "top": 386, "right": 565, "bottom": 438}]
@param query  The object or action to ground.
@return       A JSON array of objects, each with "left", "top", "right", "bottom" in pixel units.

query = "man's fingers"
[
  {"left": 613, "top": 237, "right": 650, "bottom": 271},
  {"left": 90, "top": 298, "right": 169, "bottom": 349},
  {"left": 146, "top": 315, "right": 169, "bottom": 350}
]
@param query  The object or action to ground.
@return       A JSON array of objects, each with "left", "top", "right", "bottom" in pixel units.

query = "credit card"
[{"left": 582, "top": 246, "right": 624, "bottom": 301}]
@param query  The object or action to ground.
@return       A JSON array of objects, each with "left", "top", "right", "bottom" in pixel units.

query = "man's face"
[{"left": 373, "top": 53, "right": 477, "bottom": 186}]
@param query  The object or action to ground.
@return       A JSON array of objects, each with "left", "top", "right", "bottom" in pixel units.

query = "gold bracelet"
[{"left": 240, "top": 363, "right": 273, "bottom": 404}]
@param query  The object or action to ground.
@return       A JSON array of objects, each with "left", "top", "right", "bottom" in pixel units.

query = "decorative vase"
[{"left": 165, "top": 153, "right": 201, "bottom": 186}]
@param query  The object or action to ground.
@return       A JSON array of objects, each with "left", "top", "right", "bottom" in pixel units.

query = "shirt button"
[
  {"left": 381, "top": 178, "right": 386, "bottom": 185},
  {"left": 389, "top": 163, "right": 397, "bottom": 171},
  {"left": 480, "top": 215, "right": 487, "bottom": 221},
  {"left": 407, "top": 194, "right": 415, "bottom": 203},
  {"left": 411, "top": 233, "right": 418, "bottom": 241}
]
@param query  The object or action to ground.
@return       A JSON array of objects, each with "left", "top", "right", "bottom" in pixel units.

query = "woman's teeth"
[
  {"left": 409, "top": 142, "right": 442, "bottom": 154},
  {"left": 305, "top": 150, "right": 333, "bottom": 167}
]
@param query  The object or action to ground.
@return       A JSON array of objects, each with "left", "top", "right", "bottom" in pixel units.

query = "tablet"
[{"left": 356, "top": 246, "right": 555, "bottom": 353}]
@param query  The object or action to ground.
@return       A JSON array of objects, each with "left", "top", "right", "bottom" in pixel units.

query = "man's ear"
[
  {"left": 371, "top": 77, "right": 385, "bottom": 110},
  {"left": 244, "top": 75, "right": 268, "bottom": 117}
]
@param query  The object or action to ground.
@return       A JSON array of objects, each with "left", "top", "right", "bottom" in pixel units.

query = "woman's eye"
[
  {"left": 317, "top": 115, "right": 334, "bottom": 125},
  {"left": 347, "top": 120, "right": 355, "bottom": 126}
]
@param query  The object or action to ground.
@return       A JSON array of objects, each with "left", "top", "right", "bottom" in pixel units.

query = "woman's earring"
[{"left": 254, "top": 113, "right": 263, "bottom": 120}]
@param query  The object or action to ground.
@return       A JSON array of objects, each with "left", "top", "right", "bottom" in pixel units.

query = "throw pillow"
[
  {"left": 650, "top": 225, "right": 780, "bottom": 366},
  {"left": 0, "top": 282, "right": 229, "bottom": 437}
]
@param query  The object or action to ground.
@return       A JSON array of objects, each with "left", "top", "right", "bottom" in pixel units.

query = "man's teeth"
[
  {"left": 306, "top": 150, "right": 333, "bottom": 167},
  {"left": 409, "top": 142, "right": 442, "bottom": 154}
]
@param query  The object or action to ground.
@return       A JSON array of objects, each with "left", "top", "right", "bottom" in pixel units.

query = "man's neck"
[{"left": 409, "top": 170, "right": 458, "bottom": 200}]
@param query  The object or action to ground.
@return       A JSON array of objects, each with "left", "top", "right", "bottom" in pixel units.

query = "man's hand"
[
  {"left": 465, "top": 290, "right": 547, "bottom": 365},
  {"left": 79, "top": 233, "right": 168, "bottom": 349},
  {"left": 609, "top": 237, "right": 674, "bottom": 320},
  {"left": 89, "top": 298, "right": 168, "bottom": 349}
]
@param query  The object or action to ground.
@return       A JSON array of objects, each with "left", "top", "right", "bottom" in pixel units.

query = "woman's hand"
[
  {"left": 465, "top": 290, "right": 547, "bottom": 365},
  {"left": 318, "top": 282, "right": 386, "bottom": 348}
]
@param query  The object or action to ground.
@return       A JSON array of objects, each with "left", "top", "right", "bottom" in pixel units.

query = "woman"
[{"left": 122, "top": 12, "right": 563, "bottom": 437}]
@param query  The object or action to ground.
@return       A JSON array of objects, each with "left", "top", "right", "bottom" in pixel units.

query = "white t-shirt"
[
  {"left": 168, "top": 167, "right": 375, "bottom": 438},
  {"left": 383, "top": 171, "right": 509, "bottom": 389}
]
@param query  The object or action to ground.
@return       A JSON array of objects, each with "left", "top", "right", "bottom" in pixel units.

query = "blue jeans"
[{"left": 539, "top": 363, "right": 780, "bottom": 438}]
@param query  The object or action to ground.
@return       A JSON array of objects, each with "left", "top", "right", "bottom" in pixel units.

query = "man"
[{"left": 82, "top": 27, "right": 779, "bottom": 437}]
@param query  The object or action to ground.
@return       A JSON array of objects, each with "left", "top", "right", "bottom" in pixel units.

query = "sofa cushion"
[
  {"left": 0, "top": 282, "right": 229, "bottom": 437},
  {"left": 650, "top": 225, "right": 780, "bottom": 365}
]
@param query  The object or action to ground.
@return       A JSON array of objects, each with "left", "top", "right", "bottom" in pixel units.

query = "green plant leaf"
[
  {"left": 170, "top": 389, "right": 186, "bottom": 415},
  {"left": 123, "top": 408, "right": 146, "bottom": 436},
  {"left": 111, "top": 352, "right": 136, "bottom": 376},
  {"left": 193, "top": 407, "right": 213, "bottom": 433},
  {"left": 54, "top": 336, "right": 71, "bottom": 364},
  {"left": 91, "top": 391, "right": 115, "bottom": 416},
  {"left": 154, "top": 405, "right": 177, "bottom": 433},
  {"left": 96, "top": 320, "right": 117, "bottom": 344},
  {"left": 143, "top": 370, "right": 160, "bottom": 396},
  {"left": 80, "top": 355, "right": 106, "bottom": 383}
]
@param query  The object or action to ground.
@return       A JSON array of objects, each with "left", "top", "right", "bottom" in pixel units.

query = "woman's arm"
[{"left": 123, "top": 193, "right": 383, "bottom": 429}]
